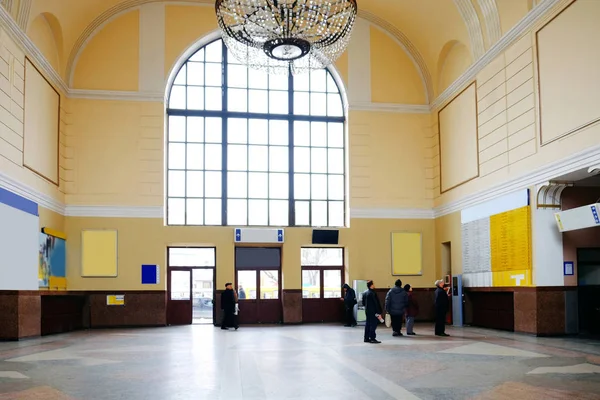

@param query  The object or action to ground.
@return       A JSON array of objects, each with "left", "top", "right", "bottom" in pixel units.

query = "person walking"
[
  {"left": 385, "top": 279, "right": 409, "bottom": 336},
  {"left": 342, "top": 283, "right": 357, "bottom": 327},
  {"left": 404, "top": 284, "right": 419, "bottom": 335},
  {"left": 362, "top": 280, "right": 383, "bottom": 343},
  {"left": 221, "top": 282, "right": 239, "bottom": 330},
  {"left": 434, "top": 279, "right": 450, "bottom": 337}
]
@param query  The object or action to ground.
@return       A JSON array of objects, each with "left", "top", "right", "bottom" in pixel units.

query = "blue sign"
[
  {"left": 277, "top": 229, "right": 284, "bottom": 242},
  {"left": 563, "top": 261, "right": 574, "bottom": 276},
  {"left": 592, "top": 206, "right": 600, "bottom": 224},
  {"left": 235, "top": 228, "right": 242, "bottom": 242},
  {"left": 141, "top": 264, "right": 160, "bottom": 284}
]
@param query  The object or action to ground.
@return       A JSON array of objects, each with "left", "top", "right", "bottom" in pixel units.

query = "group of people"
[{"left": 342, "top": 279, "right": 450, "bottom": 343}]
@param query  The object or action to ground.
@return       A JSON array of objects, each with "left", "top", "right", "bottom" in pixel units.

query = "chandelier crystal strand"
[{"left": 215, "top": 0, "right": 358, "bottom": 75}]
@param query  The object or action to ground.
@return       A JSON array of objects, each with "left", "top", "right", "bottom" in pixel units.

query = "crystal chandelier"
[{"left": 215, "top": 0, "right": 358, "bottom": 75}]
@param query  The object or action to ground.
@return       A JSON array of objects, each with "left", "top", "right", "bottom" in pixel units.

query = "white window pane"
[
  {"left": 324, "top": 270, "right": 342, "bottom": 297},
  {"left": 327, "top": 73, "right": 339, "bottom": 93},
  {"left": 248, "top": 90, "right": 268, "bottom": 113},
  {"left": 205, "top": 144, "right": 222, "bottom": 170},
  {"left": 190, "top": 49, "right": 204, "bottom": 62},
  {"left": 205, "top": 171, "right": 222, "bottom": 197},
  {"left": 269, "top": 120, "right": 288, "bottom": 145},
  {"left": 169, "top": 143, "right": 185, "bottom": 169},
  {"left": 227, "top": 199, "right": 247, "bottom": 225},
  {"left": 187, "top": 87, "right": 204, "bottom": 110},
  {"left": 311, "top": 175, "right": 327, "bottom": 200},
  {"left": 205, "top": 41, "right": 222, "bottom": 62},
  {"left": 226, "top": 49, "right": 239, "bottom": 64},
  {"left": 248, "top": 145, "right": 269, "bottom": 171},
  {"left": 328, "top": 123, "right": 344, "bottom": 148},
  {"left": 294, "top": 173, "right": 310, "bottom": 199},
  {"left": 269, "top": 173, "right": 288, "bottom": 199},
  {"left": 168, "top": 171, "right": 185, "bottom": 197},
  {"left": 174, "top": 64, "right": 186, "bottom": 85},
  {"left": 205, "top": 118, "right": 222, "bottom": 143},
  {"left": 260, "top": 270, "right": 279, "bottom": 299},
  {"left": 205, "top": 63, "right": 222, "bottom": 86},
  {"left": 187, "top": 143, "right": 204, "bottom": 170},
  {"left": 249, "top": 119, "right": 268, "bottom": 144},
  {"left": 328, "top": 175, "right": 344, "bottom": 200},
  {"left": 205, "top": 199, "right": 222, "bottom": 225},
  {"left": 294, "top": 73, "right": 310, "bottom": 91},
  {"left": 294, "top": 92, "right": 310, "bottom": 115},
  {"left": 311, "top": 122, "right": 327, "bottom": 147},
  {"left": 228, "top": 144, "right": 247, "bottom": 170},
  {"left": 168, "top": 198, "right": 185, "bottom": 225},
  {"left": 228, "top": 88, "right": 247, "bottom": 112},
  {"left": 169, "top": 86, "right": 185, "bottom": 109},
  {"left": 169, "top": 116, "right": 185, "bottom": 142},
  {"left": 328, "top": 148, "right": 344, "bottom": 174},
  {"left": 228, "top": 64, "right": 247, "bottom": 88},
  {"left": 205, "top": 87, "right": 222, "bottom": 110},
  {"left": 238, "top": 270, "right": 257, "bottom": 299},
  {"left": 187, "top": 117, "right": 204, "bottom": 142},
  {"left": 311, "top": 69, "right": 327, "bottom": 92},
  {"left": 269, "top": 91, "right": 288, "bottom": 114},
  {"left": 187, "top": 171, "right": 204, "bottom": 197},
  {"left": 295, "top": 201, "right": 309, "bottom": 225},
  {"left": 248, "top": 200, "right": 268, "bottom": 225},
  {"left": 249, "top": 68, "right": 268, "bottom": 89},
  {"left": 294, "top": 121, "right": 310, "bottom": 146},
  {"left": 327, "top": 94, "right": 343, "bottom": 117},
  {"left": 329, "top": 201, "right": 345, "bottom": 227},
  {"left": 301, "top": 248, "right": 343, "bottom": 266},
  {"left": 228, "top": 172, "right": 247, "bottom": 198},
  {"left": 302, "top": 270, "right": 320, "bottom": 298},
  {"left": 187, "top": 199, "right": 204, "bottom": 225},
  {"left": 310, "top": 93, "right": 327, "bottom": 116},
  {"left": 248, "top": 172, "right": 268, "bottom": 198},
  {"left": 294, "top": 147, "right": 310, "bottom": 173},
  {"left": 269, "top": 146, "right": 288, "bottom": 172},
  {"left": 269, "top": 74, "right": 288, "bottom": 90},
  {"left": 311, "top": 201, "right": 327, "bottom": 227},
  {"left": 187, "top": 62, "right": 204, "bottom": 85},
  {"left": 228, "top": 118, "right": 247, "bottom": 144},
  {"left": 311, "top": 148, "right": 327, "bottom": 173},
  {"left": 270, "top": 200, "right": 288, "bottom": 226}
]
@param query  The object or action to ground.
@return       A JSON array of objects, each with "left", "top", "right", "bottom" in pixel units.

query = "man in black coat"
[
  {"left": 434, "top": 279, "right": 450, "bottom": 337},
  {"left": 342, "top": 283, "right": 357, "bottom": 327},
  {"left": 221, "top": 282, "right": 238, "bottom": 330},
  {"left": 362, "top": 280, "right": 382, "bottom": 343},
  {"left": 385, "top": 279, "right": 409, "bottom": 336}
]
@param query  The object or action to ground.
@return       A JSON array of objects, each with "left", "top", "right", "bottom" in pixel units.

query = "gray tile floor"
[{"left": 0, "top": 324, "right": 599, "bottom": 399}]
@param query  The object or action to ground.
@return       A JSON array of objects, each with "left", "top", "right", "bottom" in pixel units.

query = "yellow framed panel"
[
  {"left": 81, "top": 229, "right": 118, "bottom": 277},
  {"left": 391, "top": 231, "right": 422, "bottom": 276}
]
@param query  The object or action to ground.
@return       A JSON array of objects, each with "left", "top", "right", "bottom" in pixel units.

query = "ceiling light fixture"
[{"left": 215, "top": 0, "right": 358, "bottom": 75}]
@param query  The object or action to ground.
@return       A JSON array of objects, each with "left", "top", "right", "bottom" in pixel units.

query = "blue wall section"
[{"left": 0, "top": 186, "right": 38, "bottom": 216}]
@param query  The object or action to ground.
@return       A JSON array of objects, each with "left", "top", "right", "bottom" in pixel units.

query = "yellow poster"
[{"left": 106, "top": 295, "right": 125, "bottom": 306}]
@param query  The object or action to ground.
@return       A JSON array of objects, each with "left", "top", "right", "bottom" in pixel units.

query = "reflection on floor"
[{"left": 0, "top": 324, "right": 599, "bottom": 399}]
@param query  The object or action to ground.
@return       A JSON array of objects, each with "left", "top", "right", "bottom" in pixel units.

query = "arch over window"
[{"left": 166, "top": 39, "right": 347, "bottom": 227}]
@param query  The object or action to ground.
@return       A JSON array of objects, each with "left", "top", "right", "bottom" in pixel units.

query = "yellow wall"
[
  {"left": 27, "top": 14, "right": 61, "bottom": 73},
  {"left": 434, "top": 212, "right": 462, "bottom": 277},
  {"left": 39, "top": 206, "right": 65, "bottom": 232},
  {"left": 437, "top": 41, "right": 472, "bottom": 95}
]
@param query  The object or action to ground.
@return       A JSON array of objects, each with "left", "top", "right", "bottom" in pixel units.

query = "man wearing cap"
[{"left": 221, "top": 282, "right": 239, "bottom": 330}]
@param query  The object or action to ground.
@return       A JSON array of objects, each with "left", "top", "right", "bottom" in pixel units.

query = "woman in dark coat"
[{"left": 404, "top": 284, "right": 419, "bottom": 335}]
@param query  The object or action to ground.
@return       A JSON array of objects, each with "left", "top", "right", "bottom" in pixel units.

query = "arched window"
[{"left": 166, "top": 39, "right": 346, "bottom": 227}]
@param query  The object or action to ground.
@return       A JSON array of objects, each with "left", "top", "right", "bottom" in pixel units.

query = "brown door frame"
[{"left": 167, "top": 267, "right": 193, "bottom": 325}]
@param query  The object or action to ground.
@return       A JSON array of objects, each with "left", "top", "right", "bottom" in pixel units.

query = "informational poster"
[{"left": 107, "top": 295, "right": 125, "bottom": 306}]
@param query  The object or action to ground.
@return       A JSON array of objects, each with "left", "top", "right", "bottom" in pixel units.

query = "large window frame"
[
  {"left": 301, "top": 247, "right": 344, "bottom": 299},
  {"left": 166, "top": 38, "right": 347, "bottom": 227}
]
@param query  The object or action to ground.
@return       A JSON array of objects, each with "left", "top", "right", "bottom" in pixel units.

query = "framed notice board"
[
  {"left": 81, "top": 230, "right": 118, "bottom": 277},
  {"left": 391, "top": 231, "right": 423, "bottom": 276}
]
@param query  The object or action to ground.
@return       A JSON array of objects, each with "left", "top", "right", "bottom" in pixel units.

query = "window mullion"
[
  {"left": 221, "top": 42, "right": 228, "bottom": 226},
  {"left": 288, "top": 69, "right": 295, "bottom": 226}
]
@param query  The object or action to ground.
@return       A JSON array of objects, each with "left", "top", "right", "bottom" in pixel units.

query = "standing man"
[
  {"left": 362, "top": 280, "right": 382, "bottom": 343},
  {"left": 385, "top": 279, "right": 409, "bottom": 336},
  {"left": 434, "top": 279, "right": 450, "bottom": 337},
  {"left": 238, "top": 285, "right": 246, "bottom": 300},
  {"left": 221, "top": 282, "right": 239, "bottom": 330},
  {"left": 342, "top": 283, "right": 357, "bottom": 327}
]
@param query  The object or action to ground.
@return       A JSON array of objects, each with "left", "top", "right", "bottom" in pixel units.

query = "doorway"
[
  {"left": 167, "top": 247, "right": 216, "bottom": 326},
  {"left": 577, "top": 248, "right": 600, "bottom": 335},
  {"left": 301, "top": 247, "right": 344, "bottom": 323},
  {"left": 441, "top": 242, "right": 452, "bottom": 277},
  {"left": 235, "top": 247, "right": 282, "bottom": 324}
]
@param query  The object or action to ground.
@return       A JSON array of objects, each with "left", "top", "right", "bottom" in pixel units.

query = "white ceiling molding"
[
  {"left": 69, "top": 89, "right": 164, "bottom": 102},
  {"left": 430, "top": 0, "right": 561, "bottom": 111},
  {"left": 16, "top": 0, "right": 29, "bottom": 30},
  {"left": 64, "top": 205, "right": 163, "bottom": 218},
  {"left": 1, "top": 0, "right": 13, "bottom": 16},
  {"left": 477, "top": 0, "right": 503, "bottom": 46},
  {"left": 349, "top": 102, "right": 430, "bottom": 114},
  {"left": 351, "top": 208, "right": 435, "bottom": 220},
  {"left": 453, "top": 0, "right": 486, "bottom": 60},
  {"left": 0, "top": 170, "right": 65, "bottom": 215}
]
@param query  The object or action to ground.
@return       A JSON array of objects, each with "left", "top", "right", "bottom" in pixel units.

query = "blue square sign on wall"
[{"left": 141, "top": 264, "right": 160, "bottom": 284}]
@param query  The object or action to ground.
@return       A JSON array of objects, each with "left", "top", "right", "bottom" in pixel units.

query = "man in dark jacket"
[
  {"left": 434, "top": 279, "right": 450, "bottom": 337},
  {"left": 362, "top": 280, "right": 382, "bottom": 343},
  {"left": 385, "top": 279, "right": 409, "bottom": 336},
  {"left": 342, "top": 283, "right": 357, "bottom": 327},
  {"left": 221, "top": 282, "right": 238, "bottom": 330}
]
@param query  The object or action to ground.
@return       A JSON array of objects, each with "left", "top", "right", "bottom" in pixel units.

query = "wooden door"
[{"left": 167, "top": 268, "right": 192, "bottom": 325}]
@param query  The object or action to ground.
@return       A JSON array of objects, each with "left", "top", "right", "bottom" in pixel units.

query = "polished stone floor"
[{"left": 0, "top": 324, "right": 599, "bottom": 399}]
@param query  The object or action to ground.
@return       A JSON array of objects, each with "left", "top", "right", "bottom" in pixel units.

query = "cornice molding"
[
  {"left": 351, "top": 208, "right": 435, "bottom": 220},
  {"left": 477, "top": 0, "right": 502, "bottom": 46},
  {"left": 430, "top": 0, "right": 561, "bottom": 111},
  {"left": 64, "top": 205, "right": 162, "bottom": 218},
  {"left": 68, "top": 89, "right": 164, "bottom": 102},
  {"left": 349, "top": 102, "right": 430, "bottom": 114},
  {"left": 0, "top": 170, "right": 65, "bottom": 215},
  {"left": 453, "top": 0, "right": 486, "bottom": 60}
]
